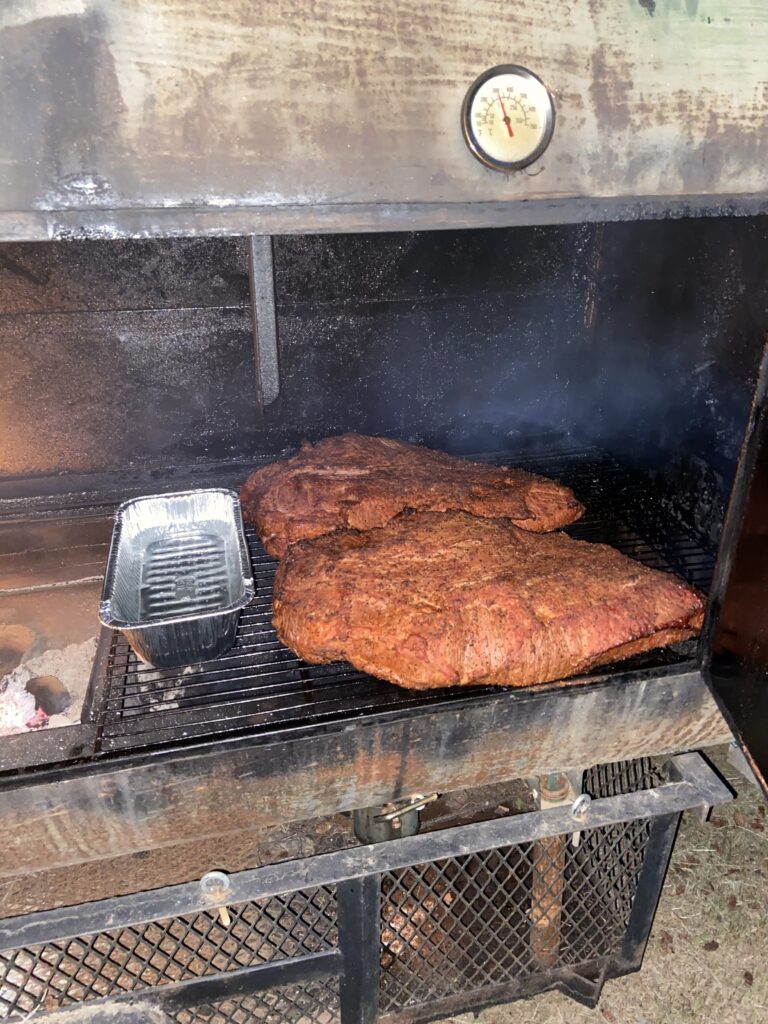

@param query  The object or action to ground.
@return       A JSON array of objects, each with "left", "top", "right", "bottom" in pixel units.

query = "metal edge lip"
[
  {"left": 98, "top": 487, "right": 255, "bottom": 631},
  {"left": 97, "top": 585, "right": 256, "bottom": 631},
  {"left": 110, "top": 487, "right": 242, "bottom": 515}
]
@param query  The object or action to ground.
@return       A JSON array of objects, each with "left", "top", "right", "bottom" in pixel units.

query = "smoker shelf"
[{"left": 94, "top": 446, "right": 716, "bottom": 755}]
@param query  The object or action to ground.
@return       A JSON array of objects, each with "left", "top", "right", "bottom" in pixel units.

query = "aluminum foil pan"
[{"left": 99, "top": 489, "right": 255, "bottom": 668}]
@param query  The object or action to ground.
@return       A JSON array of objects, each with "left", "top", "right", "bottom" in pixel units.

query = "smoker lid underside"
[{"left": 0, "top": 445, "right": 716, "bottom": 778}]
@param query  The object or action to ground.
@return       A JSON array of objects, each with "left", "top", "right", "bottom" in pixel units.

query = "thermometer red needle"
[{"left": 497, "top": 94, "right": 514, "bottom": 137}]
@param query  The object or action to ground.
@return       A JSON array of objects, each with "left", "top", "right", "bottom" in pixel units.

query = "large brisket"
[{"left": 273, "top": 511, "right": 704, "bottom": 690}]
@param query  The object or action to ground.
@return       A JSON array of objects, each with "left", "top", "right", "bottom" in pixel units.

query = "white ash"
[
  {"left": 0, "top": 669, "right": 37, "bottom": 736},
  {"left": 125, "top": 663, "right": 196, "bottom": 712},
  {"left": 27, "top": 637, "right": 98, "bottom": 727},
  {"left": 0, "top": 637, "right": 98, "bottom": 735}
]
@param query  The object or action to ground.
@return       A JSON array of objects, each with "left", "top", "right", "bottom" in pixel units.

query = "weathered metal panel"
[
  {"left": 0, "top": 753, "right": 731, "bottom": 950},
  {"left": 0, "top": 1, "right": 766, "bottom": 238},
  {"left": 0, "top": 668, "right": 730, "bottom": 879}
]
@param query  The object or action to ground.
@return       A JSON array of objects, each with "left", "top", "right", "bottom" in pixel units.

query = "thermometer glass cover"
[{"left": 461, "top": 65, "right": 555, "bottom": 171}]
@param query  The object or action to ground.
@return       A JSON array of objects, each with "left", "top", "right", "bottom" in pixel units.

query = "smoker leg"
[
  {"left": 337, "top": 876, "right": 380, "bottom": 1024},
  {"left": 557, "top": 963, "right": 608, "bottom": 1007},
  {"left": 618, "top": 810, "right": 680, "bottom": 969}
]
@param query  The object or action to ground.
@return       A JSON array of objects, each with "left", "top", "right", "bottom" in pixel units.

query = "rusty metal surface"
[
  {"left": 0, "top": 668, "right": 730, "bottom": 880},
  {"left": 0, "top": 816, "right": 355, "bottom": 918},
  {"left": 0, "top": 753, "right": 731, "bottom": 951},
  {"left": 0, "top": 1, "right": 766, "bottom": 239},
  {"left": 530, "top": 835, "right": 567, "bottom": 967}
]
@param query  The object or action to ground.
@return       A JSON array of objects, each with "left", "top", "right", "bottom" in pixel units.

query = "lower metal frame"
[{"left": 0, "top": 754, "right": 731, "bottom": 1024}]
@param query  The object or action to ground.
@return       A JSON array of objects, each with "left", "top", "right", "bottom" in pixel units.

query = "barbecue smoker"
[{"left": 0, "top": 2, "right": 766, "bottom": 1023}]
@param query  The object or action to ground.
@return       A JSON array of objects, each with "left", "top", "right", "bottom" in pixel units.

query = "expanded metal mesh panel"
[
  {"left": 0, "top": 887, "right": 336, "bottom": 1021},
  {"left": 584, "top": 757, "right": 663, "bottom": 798},
  {"left": 379, "top": 759, "right": 659, "bottom": 1013},
  {"left": 95, "top": 447, "right": 715, "bottom": 755},
  {"left": 173, "top": 978, "right": 340, "bottom": 1024}
]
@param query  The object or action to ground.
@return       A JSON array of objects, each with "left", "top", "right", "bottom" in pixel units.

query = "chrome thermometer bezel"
[{"left": 461, "top": 64, "right": 555, "bottom": 172}]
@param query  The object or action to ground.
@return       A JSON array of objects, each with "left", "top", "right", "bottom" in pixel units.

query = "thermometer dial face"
[{"left": 461, "top": 65, "right": 555, "bottom": 172}]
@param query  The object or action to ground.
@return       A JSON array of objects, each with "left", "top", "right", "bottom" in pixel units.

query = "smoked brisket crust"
[
  {"left": 241, "top": 434, "right": 583, "bottom": 558},
  {"left": 273, "top": 511, "right": 705, "bottom": 690}
]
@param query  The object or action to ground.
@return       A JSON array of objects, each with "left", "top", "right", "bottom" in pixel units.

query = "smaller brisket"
[{"left": 241, "top": 434, "right": 583, "bottom": 558}]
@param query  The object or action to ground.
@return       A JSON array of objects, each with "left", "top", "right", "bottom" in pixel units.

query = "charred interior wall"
[
  {"left": 0, "top": 238, "right": 255, "bottom": 483},
  {"left": 0, "top": 219, "right": 765, "bottom": 537}
]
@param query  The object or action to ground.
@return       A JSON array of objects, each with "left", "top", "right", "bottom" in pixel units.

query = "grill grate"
[
  {"left": 172, "top": 979, "right": 340, "bottom": 1024},
  {"left": 0, "top": 887, "right": 336, "bottom": 1020},
  {"left": 97, "top": 447, "right": 716, "bottom": 754},
  {"left": 379, "top": 758, "right": 660, "bottom": 1012}
]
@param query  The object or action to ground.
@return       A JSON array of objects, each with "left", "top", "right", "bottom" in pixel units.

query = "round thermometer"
[{"left": 461, "top": 65, "right": 555, "bottom": 172}]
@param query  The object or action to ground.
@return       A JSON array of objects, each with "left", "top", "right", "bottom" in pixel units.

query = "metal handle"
[
  {"left": 374, "top": 793, "right": 438, "bottom": 822},
  {"left": 570, "top": 793, "right": 592, "bottom": 819},
  {"left": 200, "top": 870, "right": 233, "bottom": 928}
]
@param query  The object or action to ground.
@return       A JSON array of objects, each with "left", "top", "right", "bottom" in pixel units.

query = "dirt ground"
[{"left": 438, "top": 746, "right": 767, "bottom": 1024}]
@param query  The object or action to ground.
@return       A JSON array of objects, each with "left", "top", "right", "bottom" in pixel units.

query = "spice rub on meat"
[
  {"left": 241, "top": 434, "right": 583, "bottom": 558},
  {"left": 273, "top": 511, "right": 705, "bottom": 690}
]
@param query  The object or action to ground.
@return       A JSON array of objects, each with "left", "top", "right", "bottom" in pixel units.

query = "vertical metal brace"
[
  {"left": 337, "top": 876, "right": 380, "bottom": 1024},
  {"left": 618, "top": 757, "right": 699, "bottom": 969},
  {"left": 618, "top": 811, "right": 680, "bottom": 968},
  {"left": 248, "top": 235, "right": 280, "bottom": 408}
]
